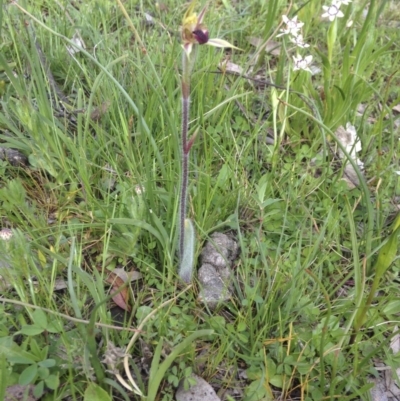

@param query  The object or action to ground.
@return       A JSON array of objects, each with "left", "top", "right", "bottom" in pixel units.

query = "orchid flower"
[{"left": 181, "top": 1, "right": 239, "bottom": 57}]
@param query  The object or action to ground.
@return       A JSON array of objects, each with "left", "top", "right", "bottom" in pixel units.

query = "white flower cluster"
[
  {"left": 277, "top": 1, "right": 352, "bottom": 73},
  {"left": 277, "top": 15, "right": 312, "bottom": 73}
]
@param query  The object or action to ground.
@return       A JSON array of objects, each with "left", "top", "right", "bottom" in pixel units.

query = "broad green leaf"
[
  {"left": 391, "top": 213, "right": 400, "bottom": 232},
  {"left": 266, "top": 358, "right": 277, "bottom": 377},
  {"left": 147, "top": 330, "right": 213, "bottom": 401},
  {"left": 208, "top": 316, "right": 226, "bottom": 330},
  {"left": 37, "top": 250, "right": 47, "bottom": 268},
  {"left": 237, "top": 321, "right": 247, "bottom": 332},
  {"left": 46, "top": 320, "right": 63, "bottom": 333},
  {"left": 244, "top": 379, "right": 268, "bottom": 401},
  {"left": 19, "top": 325, "right": 44, "bottom": 336},
  {"left": 33, "top": 380, "right": 45, "bottom": 398},
  {"left": 28, "top": 154, "right": 58, "bottom": 178},
  {"left": 269, "top": 374, "right": 284, "bottom": 388},
  {"left": 45, "top": 374, "right": 60, "bottom": 390},
  {"left": 108, "top": 218, "right": 164, "bottom": 247},
  {"left": 149, "top": 338, "right": 163, "bottom": 385},
  {"left": 136, "top": 306, "right": 153, "bottom": 323},
  {"left": 0, "top": 337, "right": 36, "bottom": 364},
  {"left": 179, "top": 218, "right": 195, "bottom": 283},
  {"left": 38, "top": 359, "right": 56, "bottom": 368},
  {"left": 0, "top": 352, "right": 7, "bottom": 400},
  {"left": 19, "top": 364, "right": 38, "bottom": 385},
  {"left": 84, "top": 382, "right": 112, "bottom": 401},
  {"left": 246, "top": 365, "right": 263, "bottom": 380},
  {"left": 38, "top": 367, "right": 49, "bottom": 380},
  {"left": 375, "top": 225, "right": 400, "bottom": 279},
  {"left": 32, "top": 309, "right": 48, "bottom": 330},
  {"left": 383, "top": 300, "right": 400, "bottom": 316}
]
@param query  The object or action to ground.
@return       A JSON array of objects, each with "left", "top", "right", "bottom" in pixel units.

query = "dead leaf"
[
  {"left": 66, "top": 32, "right": 86, "bottom": 56},
  {"left": 106, "top": 273, "right": 131, "bottom": 312},
  {"left": 368, "top": 327, "right": 400, "bottom": 400},
  {"left": 105, "top": 268, "right": 141, "bottom": 312},
  {"left": 219, "top": 60, "right": 243, "bottom": 75},
  {"left": 112, "top": 267, "right": 142, "bottom": 282},
  {"left": 392, "top": 104, "right": 400, "bottom": 114},
  {"left": 342, "top": 164, "right": 360, "bottom": 189},
  {"left": 248, "top": 37, "right": 281, "bottom": 55},
  {"left": 335, "top": 124, "right": 364, "bottom": 189},
  {"left": 390, "top": 328, "right": 400, "bottom": 354},
  {"left": 390, "top": 327, "right": 400, "bottom": 386},
  {"left": 54, "top": 277, "right": 70, "bottom": 290},
  {"left": 143, "top": 12, "right": 155, "bottom": 26},
  {"left": 90, "top": 101, "right": 111, "bottom": 121}
]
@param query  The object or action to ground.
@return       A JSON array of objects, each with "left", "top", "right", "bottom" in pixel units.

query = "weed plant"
[{"left": 0, "top": 0, "right": 399, "bottom": 400}]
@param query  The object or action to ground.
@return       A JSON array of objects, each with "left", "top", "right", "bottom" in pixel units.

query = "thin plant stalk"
[
  {"left": 177, "top": 1, "right": 239, "bottom": 282},
  {"left": 178, "top": 46, "right": 197, "bottom": 283},
  {"left": 179, "top": 49, "right": 191, "bottom": 262}
]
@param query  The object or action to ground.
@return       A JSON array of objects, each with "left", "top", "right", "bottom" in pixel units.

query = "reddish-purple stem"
[{"left": 179, "top": 79, "right": 190, "bottom": 260}]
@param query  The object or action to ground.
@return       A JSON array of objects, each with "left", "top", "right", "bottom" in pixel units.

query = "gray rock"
[
  {"left": 198, "top": 233, "right": 238, "bottom": 309},
  {"left": 0, "top": 148, "right": 29, "bottom": 167},
  {"left": 198, "top": 263, "right": 231, "bottom": 307},
  {"left": 176, "top": 374, "right": 221, "bottom": 401},
  {"left": 368, "top": 377, "right": 389, "bottom": 401},
  {"left": 200, "top": 232, "right": 238, "bottom": 268}
]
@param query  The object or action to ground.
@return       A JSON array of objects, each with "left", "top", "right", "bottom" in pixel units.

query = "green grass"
[{"left": 0, "top": 0, "right": 399, "bottom": 400}]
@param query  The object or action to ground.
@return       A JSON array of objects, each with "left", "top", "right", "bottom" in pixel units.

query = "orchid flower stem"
[
  {"left": 177, "top": 2, "right": 238, "bottom": 282},
  {"left": 179, "top": 51, "right": 190, "bottom": 260},
  {"left": 178, "top": 49, "right": 197, "bottom": 282},
  {"left": 179, "top": 92, "right": 189, "bottom": 262}
]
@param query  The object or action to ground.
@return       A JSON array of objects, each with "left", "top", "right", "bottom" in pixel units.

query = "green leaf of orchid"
[{"left": 207, "top": 38, "right": 242, "bottom": 50}]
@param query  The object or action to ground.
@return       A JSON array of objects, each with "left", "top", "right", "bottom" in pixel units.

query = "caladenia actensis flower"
[{"left": 178, "top": 1, "right": 239, "bottom": 283}]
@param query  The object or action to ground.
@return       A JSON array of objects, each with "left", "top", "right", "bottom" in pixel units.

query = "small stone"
[
  {"left": 198, "top": 233, "right": 238, "bottom": 309},
  {"left": 200, "top": 233, "right": 238, "bottom": 268},
  {"left": 198, "top": 264, "right": 232, "bottom": 308},
  {"left": 176, "top": 374, "right": 220, "bottom": 401}
]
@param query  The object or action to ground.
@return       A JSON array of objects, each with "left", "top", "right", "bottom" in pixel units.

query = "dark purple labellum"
[{"left": 192, "top": 29, "right": 209, "bottom": 45}]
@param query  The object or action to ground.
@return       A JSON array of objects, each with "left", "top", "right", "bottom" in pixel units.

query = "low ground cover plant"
[{"left": 0, "top": 0, "right": 399, "bottom": 400}]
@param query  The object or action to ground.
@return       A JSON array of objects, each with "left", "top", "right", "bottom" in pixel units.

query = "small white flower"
[
  {"left": 0, "top": 229, "right": 13, "bottom": 241},
  {"left": 289, "top": 34, "right": 310, "bottom": 48},
  {"left": 336, "top": 0, "right": 352, "bottom": 5},
  {"left": 293, "top": 54, "right": 313, "bottom": 73},
  {"left": 277, "top": 15, "right": 304, "bottom": 37},
  {"left": 346, "top": 19, "right": 354, "bottom": 28},
  {"left": 322, "top": 3, "right": 344, "bottom": 21}
]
